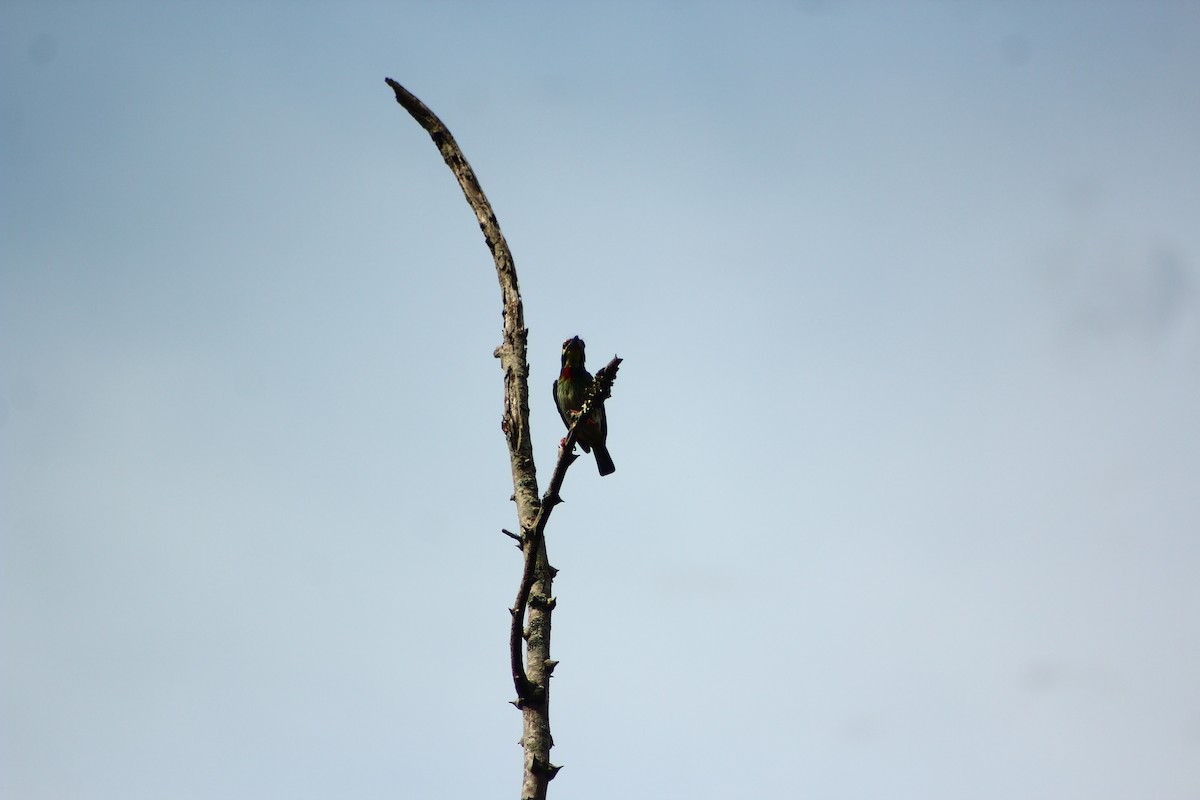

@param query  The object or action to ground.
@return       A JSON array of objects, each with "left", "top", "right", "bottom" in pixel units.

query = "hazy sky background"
[{"left": 3, "top": 1, "right": 1199, "bottom": 798}]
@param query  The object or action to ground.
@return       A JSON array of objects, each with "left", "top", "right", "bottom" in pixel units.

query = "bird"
[{"left": 554, "top": 336, "right": 615, "bottom": 476}]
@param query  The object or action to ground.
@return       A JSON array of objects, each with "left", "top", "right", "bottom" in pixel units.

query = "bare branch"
[
  {"left": 386, "top": 78, "right": 552, "bottom": 800},
  {"left": 386, "top": 78, "right": 622, "bottom": 800}
]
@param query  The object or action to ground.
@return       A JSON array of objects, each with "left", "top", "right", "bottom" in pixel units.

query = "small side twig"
[{"left": 505, "top": 355, "right": 621, "bottom": 697}]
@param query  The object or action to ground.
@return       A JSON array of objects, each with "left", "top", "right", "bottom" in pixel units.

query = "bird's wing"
[{"left": 554, "top": 379, "right": 570, "bottom": 428}]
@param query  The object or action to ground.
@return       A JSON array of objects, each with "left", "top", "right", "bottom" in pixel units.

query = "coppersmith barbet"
[{"left": 554, "top": 336, "right": 615, "bottom": 476}]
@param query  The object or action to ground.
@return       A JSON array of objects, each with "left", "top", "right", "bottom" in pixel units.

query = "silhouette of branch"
[{"left": 506, "top": 355, "right": 620, "bottom": 712}]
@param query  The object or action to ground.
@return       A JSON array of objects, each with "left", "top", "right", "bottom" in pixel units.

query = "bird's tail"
[{"left": 593, "top": 445, "right": 615, "bottom": 477}]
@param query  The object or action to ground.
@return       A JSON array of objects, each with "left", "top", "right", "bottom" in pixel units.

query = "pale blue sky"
[{"left": 3, "top": 2, "right": 1200, "bottom": 798}]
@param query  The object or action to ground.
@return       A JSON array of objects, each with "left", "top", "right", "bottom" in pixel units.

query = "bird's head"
[{"left": 560, "top": 336, "right": 586, "bottom": 369}]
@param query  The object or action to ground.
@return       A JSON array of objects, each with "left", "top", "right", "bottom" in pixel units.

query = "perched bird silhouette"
[{"left": 553, "top": 336, "right": 615, "bottom": 476}]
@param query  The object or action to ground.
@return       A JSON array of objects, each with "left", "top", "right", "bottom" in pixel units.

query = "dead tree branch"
[{"left": 386, "top": 78, "right": 620, "bottom": 800}]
